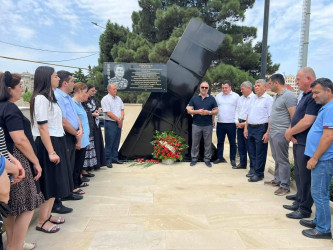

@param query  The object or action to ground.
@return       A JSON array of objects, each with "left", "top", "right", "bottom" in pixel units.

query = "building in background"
[{"left": 21, "top": 72, "right": 34, "bottom": 92}]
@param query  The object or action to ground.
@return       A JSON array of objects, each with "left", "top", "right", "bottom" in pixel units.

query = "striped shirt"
[{"left": 0, "top": 127, "right": 9, "bottom": 160}]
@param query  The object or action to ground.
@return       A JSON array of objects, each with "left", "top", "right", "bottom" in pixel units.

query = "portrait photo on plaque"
[{"left": 104, "top": 62, "right": 167, "bottom": 92}]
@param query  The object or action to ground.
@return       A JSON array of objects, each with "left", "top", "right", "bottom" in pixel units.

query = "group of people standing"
[
  {"left": 0, "top": 67, "right": 107, "bottom": 249},
  {"left": 188, "top": 67, "right": 333, "bottom": 240}
]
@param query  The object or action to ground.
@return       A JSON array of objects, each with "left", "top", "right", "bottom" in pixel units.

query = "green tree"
[
  {"left": 205, "top": 64, "right": 255, "bottom": 94},
  {"left": 73, "top": 68, "right": 88, "bottom": 83},
  {"left": 91, "top": 0, "right": 279, "bottom": 103},
  {"left": 22, "top": 91, "right": 32, "bottom": 103}
]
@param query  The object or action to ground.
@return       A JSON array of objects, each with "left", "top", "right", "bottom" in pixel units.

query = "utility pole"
[
  {"left": 260, "top": 0, "right": 270, "bottom": 79},
  {"left": 298, "top": 0, "right": 311, "bottom": 69}
]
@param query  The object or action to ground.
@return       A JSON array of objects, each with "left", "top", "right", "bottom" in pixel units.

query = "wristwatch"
[{"left": 209, "top": 111, "right": 212, "bottom": 115}]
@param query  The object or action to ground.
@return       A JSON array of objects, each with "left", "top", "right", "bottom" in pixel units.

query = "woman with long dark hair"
[
  {"left": 31, "top": 66, "right": 73, "bottom": 233},
  {"left": 0, "top": 71, "right": 44, "bottom": 249},
  {"left": 83, "top": 84, "right": 106, "bottom": 170}
]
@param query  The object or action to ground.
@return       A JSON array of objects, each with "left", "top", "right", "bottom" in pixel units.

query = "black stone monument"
[{"left": 119, "top": 18, "right": 225, "bottom": 161}]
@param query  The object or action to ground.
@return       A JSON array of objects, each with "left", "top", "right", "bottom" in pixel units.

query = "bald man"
[
  {"left": 284, "top": 67, "right": 321, "bottom": 219},
  {"left": 101, "top": 83, "right": 125, "bottom": 168}
]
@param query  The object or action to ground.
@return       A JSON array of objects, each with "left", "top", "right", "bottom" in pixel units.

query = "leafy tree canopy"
[{"left": 89, "top": 0, "right": 279, "bottom": 102}]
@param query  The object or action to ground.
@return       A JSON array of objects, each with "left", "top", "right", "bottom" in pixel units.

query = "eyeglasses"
[{"left": 201, "top": 87, "right": 208, "bottom": 89}]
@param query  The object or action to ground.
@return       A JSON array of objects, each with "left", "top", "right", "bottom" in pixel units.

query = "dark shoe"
[
  {"left": 286, "top": 194, "right": 297, "bottom": 201},
  {"left": 274, "top": 187, "right": 290, "bottom": 196},
  {"left": 283, "top": 203, "right": 299, "bottom": 211},
  {"left": 81, "top": 177, "right": 90, "bottom": 182},
  {"left": 302, "top": 229, "right": 332, "bottom": 239},
  {"left": 230, "top": 160, "right": 236, "bottom": 168},
  {"left": 190, "top": 161, "right": 197, "bottom": 166},
  {"left": 248, "top": 175, "right": 263, "bottom": 182},
  {"left": 82, "top": 173, "right": 95, "bottom": 178},
  {"left": 300, "top": 219, "right": 316, "bottom": 229},
  {"left": 286, "top": 209, "right": 310, "bottom": 219},
  {"left": 264, "top": 180, "right": 279, "bottom": 187},
  {"left": 246, "top": 169, "right": 254, "bottom": 177},
  {"left": 233, "top": 164, "right": 246, "bottom": 169},
  {"left": 213, "top": 158, "right": 227, "bottom": 164},
  {"left": 112, "top": 160, "right": 123, "bottom": 164},
  {"left": 51, "top": 204, "right": 73, "bottom": 214},
  {"left": 107, "top": 163, "right": 113, "bottom": 168},
  {"left": 205, "top": 161, "right": 212, "bottom": 167},
  {"left": 62, "top": 193, "right": 83, "bottom": 201}
]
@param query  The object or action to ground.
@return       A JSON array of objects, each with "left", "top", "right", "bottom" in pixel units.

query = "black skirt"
[
  {"left": 35, "top": 136, "right": 73, "bottom": 200},
  {"left": 94, "top": 126, "right": 106, "bottom": 168}
]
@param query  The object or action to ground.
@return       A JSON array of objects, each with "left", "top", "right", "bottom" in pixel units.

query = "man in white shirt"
[
  {"left": 213, "top": 80, "right": 240, "bottom": 167},
  {"left": 233, "top": 81, "right": 255, "bottom": 170},
  {"left": 244, "top": 79, "right": 273, "bottom": 182},
  {"left": 101, "top": 83, "right": 125, "bottom": 168}
]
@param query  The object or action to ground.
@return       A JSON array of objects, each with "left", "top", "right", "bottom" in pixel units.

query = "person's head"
[
  {"left": 86, "top": 84, "right": 96, "bottom": 97},
  {"left": 311, "top": 78, "right": 333, "bottom": 105},
  {"left": 57, "top": 70, "right": 74, "bottom": 94},
  {"left": 221, "top": 80, "right": 232, "bottom": 95},
  {"left": 114, "top": 64, "right": 125, "bottom": 78},
  {"left": 107, "top": 83, "right": 117, "bottom": 97},
  {"left": 30, "top": 66, "right": 59, "bottom": 121},
  {"left": 0, "top": 71, "right": 22, "bottom": 102},
  {"left": 199, "top": 81, "right": 209, "bottom": 96},
  {"left": 268, "top": 73, "right": 285, "bottom": 93},
  {"left": 254, "top": 79, "right": 266, "bottom": 97},
  {"left": 73, "top": 82, "right": 88, "bottom": 102},
  {"left": 296, "top": 67, "right": 316, "bottom": 92},
  {"left": 240, "top": 81, "right": 252, "bottom": 97}
]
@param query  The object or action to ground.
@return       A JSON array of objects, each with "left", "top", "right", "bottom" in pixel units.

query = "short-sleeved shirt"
[
  {"left": 54, "top": 88, "right": 79, "bottom": 130},
  {"left": 72, "top": 99, "right": 90, "bottom": 148},
  {"left": 0, "top": 101, "right": 36, "bottom": 154},
  {"left": 101, "top": 94, "right": 124, "bottom": 121},
  {"left": 0, "top": 127, "right": 9, "bottom": 160},
  {"left": 269, "top": 89, "right": 297, "bottom": 132},
  {"left": 32, "top": 95, "right": 64, "bottom": 137},
  {"left": 215, "top": 91, "right": 239, "bottom": 123},
  {"left": 305, "top": 100, "right": 333, "bottom": 160},
  {"left": 188, "top": 94, "right": 218, "bottom": 126},
  {"left": 291, "top": 90, "right": 321, "bottom": 146},
  {"left": 235, "top": 92, "right": 255, "bottom": 122},
  {"left": 247, "top": 93, "right": 274, "bottom": 124}
]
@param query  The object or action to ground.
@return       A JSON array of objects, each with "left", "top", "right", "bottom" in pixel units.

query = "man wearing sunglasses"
[{"left": 187, "top": 82, "right": 218, "bottom": 167}]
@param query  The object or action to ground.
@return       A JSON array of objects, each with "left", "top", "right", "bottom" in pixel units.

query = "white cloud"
[
  {"left": 74, "top": 0, "right": 140, "bottom": 28},
  {"left": 241, "top": 0, "right": 333, "bottom": 79}
]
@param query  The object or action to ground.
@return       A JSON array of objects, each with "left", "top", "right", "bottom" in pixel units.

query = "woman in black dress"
[
  {"left": 0, "top": 72, "right": 44, "bottom": 249},
  {"left": 83, "top": 84, "right": 106, "bottom": 170},
  {"left": 31, "top": 66, "right": 73, "bottom": 233}
]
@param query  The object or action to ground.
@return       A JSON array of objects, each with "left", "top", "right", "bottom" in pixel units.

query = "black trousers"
[
  {"left": 293, "top": 144, "right": 313, "bottom": 215},
  {"left": 73, "top": 147, "right": 86, "bottom": 189}
]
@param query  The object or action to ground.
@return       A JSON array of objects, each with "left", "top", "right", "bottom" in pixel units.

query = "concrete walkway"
[{"left": 23, "top": 161, "right": 333, "bottom": 249}]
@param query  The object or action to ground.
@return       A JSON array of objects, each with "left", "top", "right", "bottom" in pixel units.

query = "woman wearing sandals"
[
  {"left": 0, "top": 72, "right": 44, "bottom": 250},
  {"left": 31, "top": 66, "right": 73, "bottom": 234},
  {"left": 72, "top": 82, "right": 90, "bottom": 195}
]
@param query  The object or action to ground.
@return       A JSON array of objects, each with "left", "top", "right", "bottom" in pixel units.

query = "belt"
[
  {"left": 105, "top": 120, "right": 116, "bottom": 123},
  {"left": 238, "top": 119, "right": 246, "bottom": 123},
  {"left": 248, "top": 123, "right": 268, "bottom": 128}
]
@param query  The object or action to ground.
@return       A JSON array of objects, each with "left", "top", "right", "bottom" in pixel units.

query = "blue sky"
[{"left": 0, "top": 0, "right": 332, "bottom": 79}]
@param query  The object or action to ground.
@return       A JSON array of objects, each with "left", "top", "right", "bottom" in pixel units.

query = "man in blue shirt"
[
  {"left": 187, "top": 82, "right": 218, "bottom": 167},
  {"left": 52, "top": 71, "right": 83, "bottom": 214},
  {"left": 301, "top": 78, "right": 333, "bottom": 240}
]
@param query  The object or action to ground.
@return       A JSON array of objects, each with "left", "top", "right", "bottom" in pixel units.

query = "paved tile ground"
[
  {"left": 11, "top": 105, "right": 333, "bottom": 249},
  {"left": 21, "top": 160, "right": 333, "bottom": 249}
]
